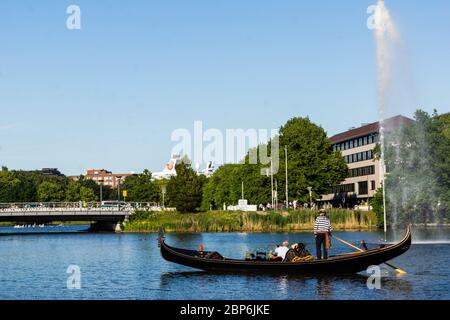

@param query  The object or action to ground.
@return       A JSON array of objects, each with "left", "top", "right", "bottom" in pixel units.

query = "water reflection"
[
  {"left": 0, "top": 227, "right": 446, "bottom": 299},
  {"left": 316, "top": 277, "right": 332, "bottom": 299},
  {"left": 381, "top": 277, "right": 414, "bottom": 299},
  {"left": 158, "top": 270, "right": 414, "bottom": 300},
  {"left": 167, "top": 233, "right": 204, "bottom": 243}
]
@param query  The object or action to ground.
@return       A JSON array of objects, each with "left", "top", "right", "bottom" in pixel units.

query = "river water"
[{"left": 0, "top": 226, "right": 448, "bottom": 300}]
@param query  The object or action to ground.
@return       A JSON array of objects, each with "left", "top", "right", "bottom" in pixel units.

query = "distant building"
[
  {"left": 152, "top": 155, "right": 215, "bottom": 180},
  {"left": 41, "top": 168, "right": 63, "bottom": 176},
  {"left": 70, "top": 169, "right": 135, "bottom": 188},
  {"left": 152, "top": 155, "right": 181, "bottom": 180},
  {"left": 320, "top": 115, "right": 413, "bottom": 208}
]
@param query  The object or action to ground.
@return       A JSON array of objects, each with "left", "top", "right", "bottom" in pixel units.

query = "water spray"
[{"left": 373, "top": 0, "right": 399, "bottom": 238}]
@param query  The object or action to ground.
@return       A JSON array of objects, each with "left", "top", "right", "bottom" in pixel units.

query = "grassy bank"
[{"left": 123, "top": 209, "right": 378, "bottom": 233}]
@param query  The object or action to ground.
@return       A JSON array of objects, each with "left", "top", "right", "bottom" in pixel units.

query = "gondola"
[{"left": 158, "top": 225, "right": 411, "bottom": 274}]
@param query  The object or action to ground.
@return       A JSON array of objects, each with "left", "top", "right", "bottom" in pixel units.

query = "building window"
[
  {"left": 358, "top": 181, "right": 368, "bottom": 195},
  {"left": 345, "top": 141, "right": 349, "bottom": 150},
  {"left": 371, "top": 180, "right": 376, "bottom": 190},
  {"left": 330, "top": 183, "right": 355, "bottom": 194},
  {"left": 349, "top": 140, "right": 353, "bottom": 148},
  {"left": 363, "top": 136, "right": 368, "bottom": 145}
]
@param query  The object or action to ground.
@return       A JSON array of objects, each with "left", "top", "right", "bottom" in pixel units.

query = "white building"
[{"left": 320, "top": 115, "right": 413, "bottom": 208}]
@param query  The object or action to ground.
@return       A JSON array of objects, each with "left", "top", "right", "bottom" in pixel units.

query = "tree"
[
  {"left": 77, "top": 175, "right": 100, "bottom": 198},
  {"left": 201, "top": 117, "right": 348, "bottom": 209},
  {"left": 369, "top": 187, "right": 389, "bottom": 227},
  {"left": 122, "top": 170, "right": 160, "bottom": 202},
  {"left": 37, "top": 181, "right": 66, "bottom": 202},
  {"left": 201, "top": 164, "right": 243, "bottom": 210},
  {"left": 277, "top": 117, "right": 348, "bottom": 202},
  {"left": 166, "top": 162, "right": 204, "bottom": 212},
  {"left": 80, "top": 186, "right": 97, "bottom": 202},
  {"left": 381, "top": 110, "right": 450, "bottom": 225},
  {"left": 65, "top": 182, "right": 81, "bottom": 201}
]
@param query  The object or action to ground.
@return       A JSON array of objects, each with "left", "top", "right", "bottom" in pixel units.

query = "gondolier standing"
[{"left": 314, "top": 209, "right": 332, "bottom": 259}]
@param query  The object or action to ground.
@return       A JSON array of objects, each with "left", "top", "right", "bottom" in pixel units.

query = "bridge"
[{"left": 0, "top": 202, "right": 156, "bottom": 232}]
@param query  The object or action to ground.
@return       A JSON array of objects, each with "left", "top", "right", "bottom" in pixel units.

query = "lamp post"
[
  {"left": 307, "top": 186, "right": 312, "bottom": 210},
  {"left": 285, "top": 145, "right": 288, "bottom": 208},
  {"left": 270, "top": 157, "right": 274, "bottom": 210},
  {"left": 275, "top": 179, "right": 278, "bottom": 210},
  {"left": 98, "top": 178, "right": 104, "bottom": 206},
  {"left": 161, "top": 185, "right": 166, "bottom": 209},
  {"left": 117, "top": 176, "right": 122, "bottom": 210},
  {"left": 382, "top": 163, "right": 387, "bottom": 236}
]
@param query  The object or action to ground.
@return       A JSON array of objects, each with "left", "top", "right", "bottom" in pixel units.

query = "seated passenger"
[
  {"left": 272, "top": 240, "right": 289, "bottom": 260},
  {"left": 295, "top": 243, "right": 311, "bottom": 258},
  {"left": 284, "top": 243, "right": 313, "bottom": 262}
]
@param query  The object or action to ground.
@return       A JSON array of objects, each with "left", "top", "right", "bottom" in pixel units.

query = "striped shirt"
[{"left": 314, "top": 215, "right": 332, "bottom": 234}]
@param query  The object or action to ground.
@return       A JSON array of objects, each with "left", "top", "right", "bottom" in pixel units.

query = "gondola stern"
[{"left": 158, "top": 227, "right": 165, "bottom": 248}]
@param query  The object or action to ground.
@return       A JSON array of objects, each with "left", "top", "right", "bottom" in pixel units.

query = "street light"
[
  {"left": 307, "top": 186, "right": 312, "bottom": 210},
  {"left": 161, "top": 185, "right": 167, "bottom": 209},
  {"left": 270, "top": 157, "right": 274, "bottom": 210},
  {"left": 117, "top": 176, "right": 122, "bottom": 210},
  {"left": 98, "top": 178, "right": 104, "bottom": 206},
  {"left": 285, "top": 145, "right": 288, "bottom": 208}
]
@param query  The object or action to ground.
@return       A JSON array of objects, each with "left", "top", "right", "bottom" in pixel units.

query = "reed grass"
[{"left": 123, "top": 209, "right": 377, "bottom": 233}]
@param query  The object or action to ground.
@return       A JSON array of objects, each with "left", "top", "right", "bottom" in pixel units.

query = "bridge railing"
[{"left": 0, "top": 202, "right": 159, "bottom": 213}]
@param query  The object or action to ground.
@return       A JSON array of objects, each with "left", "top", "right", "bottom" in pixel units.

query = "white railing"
[{"left": 0, "top": 202, "right": 156, "bottom": 214}]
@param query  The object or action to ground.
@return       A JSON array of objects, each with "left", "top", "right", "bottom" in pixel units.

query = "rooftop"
[{"left": 329, "top": 115, "right": 414, "bottom": 144}]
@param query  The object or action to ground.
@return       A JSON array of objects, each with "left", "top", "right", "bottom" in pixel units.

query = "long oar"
[{"left": 333, "top": 235, "right": 407, "bottom": 275}]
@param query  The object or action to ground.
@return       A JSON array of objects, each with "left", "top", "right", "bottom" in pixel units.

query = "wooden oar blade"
[{"left": 335, "top": 235, "right": 408, "bottom": 275}]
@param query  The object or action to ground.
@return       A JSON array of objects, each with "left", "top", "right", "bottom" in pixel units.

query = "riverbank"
[
  {"left": 123, "top": 209, "right": 378, "bottom": 232},
  {"left": 0, "top": 221, "right": 92, "bottom": 227}
]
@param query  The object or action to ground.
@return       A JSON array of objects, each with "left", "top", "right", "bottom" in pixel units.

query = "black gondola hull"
[{"left": 159, "top": 226, "right": 411, "bottom": 274}]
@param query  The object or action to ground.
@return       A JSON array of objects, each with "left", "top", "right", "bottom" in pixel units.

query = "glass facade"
[
  {"left": 348, "top": 165, "right": 375, "bottom": 178},
  {"left": 330, "top": 183, "right": 355, "bottom": 194},
  {"left": 327, "top": 131, "right": 381, "bottom": 200},
  {"left": 332, "top": 133, "right": 378, "bottom": 152},
  {"left": 358, "top": 181, "right": 368, "bottom": 195},
  {"left": 344, "top": 150, "right": 373, "bottom": 164}
]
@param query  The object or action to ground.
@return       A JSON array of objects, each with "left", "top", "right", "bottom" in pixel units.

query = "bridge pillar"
[{"left": 89, "top": 221, "right": 122, "bottom": 233}]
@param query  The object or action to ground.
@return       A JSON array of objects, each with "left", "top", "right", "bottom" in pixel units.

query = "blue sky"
[{"left": 0, "top": 0, "right": 449, "bottom": 175}]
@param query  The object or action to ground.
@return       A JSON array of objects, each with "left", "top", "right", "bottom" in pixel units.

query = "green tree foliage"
[
  {"left": 0, "top": 170, "right": 101, "bottom": 203},
  {"left": 65, "top": 181, "right": 81, "bottom": 201},
  {"left": 121, "top": 170, "right": 161, "bottom": 202},
  {"left": 202, "top": 117, "right": 348, "bottom": 209},
  {"left": 0, "top": 170, "right": 36, "bottom": 202},
  {"left": 166, "top": 163, "right": 204, "bottom": 212},
  {"left": 277, "top": 117, "right": 348, "bottom": 202},
  {"left": 80, "top": 186, "right": 97, "bottom": 202},
  {"left": 201, "top": 164, "right": 244, "bottom": 210},
  {"left": 37, "top": 181, "right": 66, "bottom": 202},
  {"left": 77, "top": 176, "right": 99, "bottom": 195},
  {"left": 381, "top": 110, "right": 450, "bottom": 225},
  {"left": 369, "top": 187, "right": 389, "bottom": 227}
]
